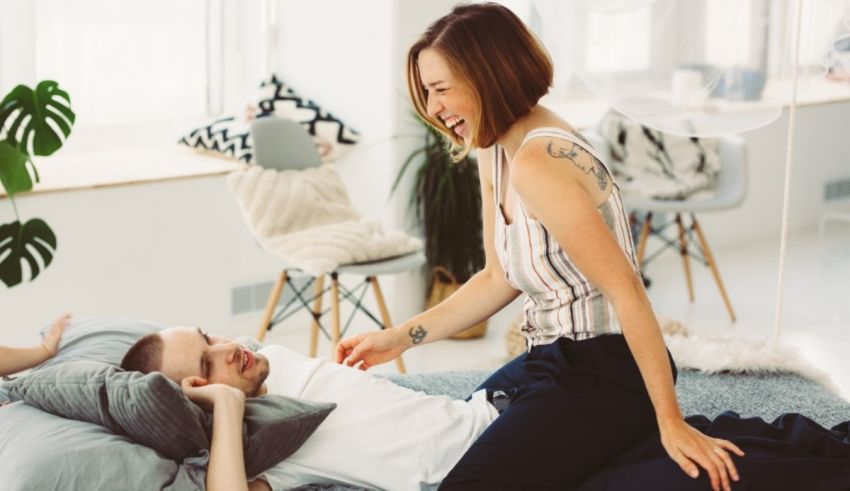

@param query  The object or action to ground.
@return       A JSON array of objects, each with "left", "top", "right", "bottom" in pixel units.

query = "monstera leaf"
[
  {"left": 0, "top": 81, "right": 75, "bottom": 156},
  {"left": 0, "top": 219, "right": 57, "bottom": 287},
  {"left": 0, "top": 139, "right": 37, "bottom": 196}
]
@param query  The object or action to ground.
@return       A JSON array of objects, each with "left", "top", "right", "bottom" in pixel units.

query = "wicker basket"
[{"left": 427, "top": 266, "right": 488, "bottom": 340}]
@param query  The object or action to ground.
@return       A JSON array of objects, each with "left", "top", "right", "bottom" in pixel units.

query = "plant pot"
[{"left": 426, "top": 266, "right": 488, "bottom": 340}]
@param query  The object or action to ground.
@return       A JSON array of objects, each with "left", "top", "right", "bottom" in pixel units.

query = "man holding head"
[{"left": 120, "top": 327, "right": 498, "bottom": 491}]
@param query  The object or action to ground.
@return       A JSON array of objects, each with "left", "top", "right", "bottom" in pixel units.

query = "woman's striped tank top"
[{"left": 493, "top": 127, "right": 641, "bottom": 348}]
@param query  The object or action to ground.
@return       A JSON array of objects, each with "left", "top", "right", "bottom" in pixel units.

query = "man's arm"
[{"left": 181, "top": 376, "right": 250, "bottom": 491}]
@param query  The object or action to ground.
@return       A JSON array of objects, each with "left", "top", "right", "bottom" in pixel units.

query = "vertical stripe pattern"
[{"left": 493, "top": 127, "right": 641, "bottom": 348}]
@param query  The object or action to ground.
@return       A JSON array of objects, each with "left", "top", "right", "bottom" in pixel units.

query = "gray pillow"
[
  {"left": 7, "top": 361, "right": 208, "bottom": 461},
  {"left": 34, "top": 315, "right": 165, "bottom": 369},
  {"left": 7, "top": 361, "right": 336, "bottom": 478},
  {"left": 33, "top": 315, "right": 261, "bottom": 369},
  {"left": 0, "top": 402, "right": 206, "bottom": 491}
]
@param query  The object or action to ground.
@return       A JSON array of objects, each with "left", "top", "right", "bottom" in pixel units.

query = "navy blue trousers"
[{"left": 439, "top": 334, "right": 677, "bottom": 491}]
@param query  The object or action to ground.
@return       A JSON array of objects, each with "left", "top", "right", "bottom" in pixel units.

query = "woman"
[{"left": 336, "top": 4, "right": 743, "bottom": 491}]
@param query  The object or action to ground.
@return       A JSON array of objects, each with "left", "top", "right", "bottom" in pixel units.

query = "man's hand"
[
  {"left": 181, "top": 376, "right": 246, "bottom": 411},
  {"left": 335, "top": 328, "right": 407, "bottom": 371},
  {"left": 659, "top": 417, "right": 745, "bottom": 491},
  {"left": 41, "top": 313, "right": 71, "bottom": 357}
]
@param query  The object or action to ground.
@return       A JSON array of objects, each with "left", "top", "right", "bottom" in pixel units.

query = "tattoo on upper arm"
[
  {"left": 409, "top": 325, "right": 427, "bottom": 344},
  {"left": 546, "top": 140, "right": 609, "bottom": 191}
]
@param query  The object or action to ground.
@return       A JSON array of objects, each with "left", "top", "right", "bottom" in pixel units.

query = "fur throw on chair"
[
  {"left": 598, "top": 112, "right": 721, "bottom": 200},
  {"left": 228, "top": 164, "right": 421, "bottom": 275}
]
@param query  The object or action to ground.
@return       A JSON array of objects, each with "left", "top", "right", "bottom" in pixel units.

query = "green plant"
[
  {"left": 0, "top": 81, "right": 75, "bottom": 288},
  {"left": 393, "top": 115, "right": 484, "bottom": 283}
]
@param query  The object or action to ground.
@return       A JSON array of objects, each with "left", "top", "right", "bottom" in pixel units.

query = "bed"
[{"left": 1, "top": 317, "right": 848, "bottom": 490}]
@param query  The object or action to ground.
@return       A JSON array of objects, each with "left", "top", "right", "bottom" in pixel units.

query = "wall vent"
[
  {"left": 825, "top": 176, "right": 850, "bottom": 202},
  {"left": 231, "top": 277, "right": 312, "bottom": 316}
]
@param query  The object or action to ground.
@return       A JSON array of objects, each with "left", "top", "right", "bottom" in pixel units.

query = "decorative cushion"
[
  {"left": 7, "top": 361, "right": 209, "bottom": 462},
  {"left": 598, "top": 111, "right": 721, "bottom": 200},
  {"left": 256, "top": 74, "right": 360, "bottom": 162},
  {"left": 178, "top": 115, "right": 252, "bottom": 163},
  {"left": 6, "top": 361, "right": 336, "bottom": 479}
]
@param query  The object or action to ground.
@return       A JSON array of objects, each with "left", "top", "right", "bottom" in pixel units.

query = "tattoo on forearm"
[
  {"left": 546, "top": 140, "right": 608, "bottom": 191},
  {"left": 409, "top": 325, "right": 427, "bottom": 344}
]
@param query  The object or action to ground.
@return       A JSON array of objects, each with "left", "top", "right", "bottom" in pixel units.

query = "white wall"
[{"left": 696, "top": 100, "right": 850, "bottom": 251}]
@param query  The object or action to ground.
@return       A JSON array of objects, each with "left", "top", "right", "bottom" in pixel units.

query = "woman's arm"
[
  {"left": 336, "top": 147, "right": 521, "bottom": 368},
  {"left": 0, "top": 314, "right": 70, "bottom": 377},
  {"left": 511, "top": 139, "right": 743, "bottom": 491}
]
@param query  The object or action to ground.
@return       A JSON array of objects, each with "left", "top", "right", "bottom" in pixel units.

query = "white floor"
[{"left": 263, "top": 225, "right": 850, "bottom": 403}]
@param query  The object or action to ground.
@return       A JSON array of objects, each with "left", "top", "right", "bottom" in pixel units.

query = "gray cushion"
[
  {"left": 7, "top": 361, "right": 209, "bottom": 462},
  {"left": 7, "top": 361, "right": 336, "bottom": 479},
  {"left": 0, "top": 402, "right": 206, "bottom": 491}
]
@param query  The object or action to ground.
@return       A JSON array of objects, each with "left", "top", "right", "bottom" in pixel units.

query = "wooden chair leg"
[
  {"left": 330, "top": 273, "right": 342, "bottom": 350},
  {"left": 636, "top": 211, "right": 653, "bottom": 267},
  {"left": 309, "top": 275, "right": 325, "bottom": 358},
  {"left": 257, "top": 270, "right": 288, "bottom": 342},
  {"left": 369, "top": 276, "right": 407, "bottom": 374},
  {"left": 675, "top": 213, "right": 695, "bottom": 302},
  {"left": 691, "top": 217, "right": 737, "bottom": 322}
]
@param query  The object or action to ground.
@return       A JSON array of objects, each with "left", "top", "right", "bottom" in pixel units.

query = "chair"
[
  {"left": 249, "top": 117, "right": 425, "bottom": 372},
  {"left": 584, "top": 130, "right": 748, "bottom": 322}
]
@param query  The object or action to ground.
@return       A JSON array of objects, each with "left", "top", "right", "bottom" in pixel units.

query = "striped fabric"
[{"left": 494, "top": 127, "right": 641, "bottom": 348}]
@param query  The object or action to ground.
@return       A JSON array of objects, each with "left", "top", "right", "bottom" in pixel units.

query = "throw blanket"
[
  {"left": 228, "top": 164, "right": 421, "bottom": 275},
  {"left": 598, "top": 112, "right": 721, "bottom": 200}
]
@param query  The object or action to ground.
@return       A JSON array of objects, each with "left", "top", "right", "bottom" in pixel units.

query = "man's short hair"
[{"left": 120, "top": 333, "right": 164, "bottom": 374}]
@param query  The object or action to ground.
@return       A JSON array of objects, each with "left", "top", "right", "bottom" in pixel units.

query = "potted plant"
[
  {"left": 393, "top": 115, "right": 487, "bottom": 339},
  {"left": 0, "top": 81, "right": 75, "bottom": 288}
]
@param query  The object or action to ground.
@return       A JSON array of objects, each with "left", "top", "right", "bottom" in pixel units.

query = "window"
[
  {"left": 0, "top": 0, "right": 274, "bottom": 154},
  {"left": 33, "top": 0, "right": 210, "bottom": 128}
]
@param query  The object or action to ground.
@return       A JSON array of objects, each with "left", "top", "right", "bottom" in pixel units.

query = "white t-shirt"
[{"left": 258, "top": 345, "right": 498, "bottom": 491}]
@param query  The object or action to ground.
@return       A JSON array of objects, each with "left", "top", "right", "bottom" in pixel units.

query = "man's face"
[{"left": 158, "top": 327, "right": 270, "bottom": 397}]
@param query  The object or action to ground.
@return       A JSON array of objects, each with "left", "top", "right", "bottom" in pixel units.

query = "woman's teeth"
[{"left": 446, "top": 117, "right": 464, "bottom": 129}]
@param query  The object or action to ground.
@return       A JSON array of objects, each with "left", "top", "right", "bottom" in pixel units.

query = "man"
[{"left": 120, "top": 327, "right": 498, "bottom": 491}]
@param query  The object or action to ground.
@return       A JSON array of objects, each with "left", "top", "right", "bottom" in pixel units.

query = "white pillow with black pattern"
[
  {"left": 178, "top": 115, "right": 252, "bottom": 163},
  {"left": 256, "top": 74, "right": 360, "bottom": 162}
]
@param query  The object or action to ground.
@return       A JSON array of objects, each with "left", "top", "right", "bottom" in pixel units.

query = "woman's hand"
[
  {"left": 181, "top": 376, "right": 246, "bottom": 411},
  {"left": 41, "top": 313, "right": 71, "bottom": 357},
  {"left": 335, "top": 328, "right": 407, "bottom": 370},
  {"left": 659, "top": 417, "right": 745, "bottom": 491}
]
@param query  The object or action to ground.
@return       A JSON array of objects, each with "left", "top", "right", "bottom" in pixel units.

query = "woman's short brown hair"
[{"left": 406, "top": 2, "right": 553, "bottom": 159}]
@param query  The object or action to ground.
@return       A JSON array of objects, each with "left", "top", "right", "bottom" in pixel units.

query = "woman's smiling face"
[{"left": 417, "top": 48, "right": 477, "bottom": 141}]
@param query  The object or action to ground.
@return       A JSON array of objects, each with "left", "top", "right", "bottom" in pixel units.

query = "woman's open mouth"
[{"left": 446, "top": 116, "right": 466, "bottom": 135}]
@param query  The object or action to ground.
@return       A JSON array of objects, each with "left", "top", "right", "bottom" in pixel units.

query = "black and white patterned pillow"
[
  {"left": 256, "top": 74, "right": 360, "bottom": 162},
  {"left": 178, "top": 116, "right": 252, "bottom": 163}
]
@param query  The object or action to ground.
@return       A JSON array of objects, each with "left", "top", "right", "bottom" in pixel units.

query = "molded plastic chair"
[
  {"left": 249, "top": 117, "right": 424, "bottom": 372},
  {"left": 583, "top": 130, "right": 748, "bottom": 322}
]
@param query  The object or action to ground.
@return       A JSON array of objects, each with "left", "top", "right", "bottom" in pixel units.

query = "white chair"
[
  {"left": 250, "top": 117, "right": 425, "bottom": 372},
  {"left": 584, "top": 130, "right": 748, "bottom": 322}
]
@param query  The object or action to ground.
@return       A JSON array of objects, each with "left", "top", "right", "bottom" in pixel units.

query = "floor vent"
[
  {"left": 231, "top": 277, "right": 312, "bottom": 316},
  {"left": 825, "top": 176, "right": 850, "bottom": 202}
]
